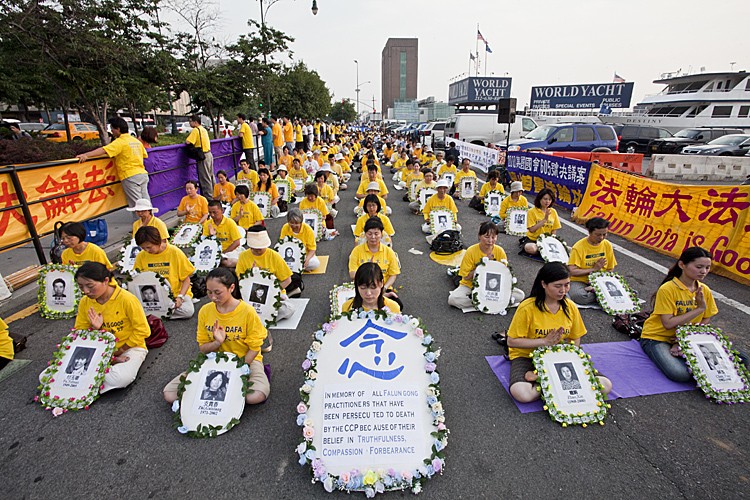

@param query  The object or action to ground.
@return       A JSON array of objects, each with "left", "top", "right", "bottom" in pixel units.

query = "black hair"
[
  {"left": 189, "top": 115, "right": 201, "bottom": 124},
  {"left": 420, "top": 167, "right": 433, "bottom": 176},
  {"left": 585, "top": 217, "right": 610, "bottom": 232},
  {"left": 304, "top": 183, "right": 318, "bottom": 197},
  {"left": 61, "top": 222, "right": 87, "bottom": 242},
  {"left": 135, "top": 226, "right": 162, "bottom": 247},
  {"left": 257, "top": 167, "right": 272, "bottom": 191},
  {"left": 140, "top": 285, "right": 157, "bottom": 294},
  {"left": 363, "top": 194, "right": 381, "bottom": 213},
  {"left": 206, "top": 267, "right": 241, "bottom": 299},
  {"left": 204, "top": 370, "right": 229, "bottom": 389},
  {"left": 314, "top": 171, "right": 326, "bottom": 181},
  {"left": 235, "top": 184, "right": 250, "bottom": 197},
  {"left": 534, "top": 188, "right": 556, "bottom": 209},
  {"left": 351, "top": 262, "right": 385, "bottom": 310},
  {"left": 207, "top": 200, "right": 223, "bottom": 210},
  {"left": 237, "top": 113, "right": 247, "bottom": 120},
  {"left": 52, "top": 278, "right": 65, "bottom": 288},
  {"left": 528, "top": 262, "right": 571, "bottom": 319},
  {"left": 108, "top": 117, "right": 128, "bottom": 134},
  {"left": 239, "top": 158, "right": 248, "bottom": 165},
  {"left": 661, "top": 246, "right": 712, "bottom": 287},
  {"left": 487, "top": 170, "right": 500, "bottom": 181},
  {"left": 75, "top": 261, "right": 113, "bottom": 284},
  {"left": 185, "top": 180, "right": 198, "bottom": 188},
  {"left": 364, "top": 217, "right": 385, "bottom": 233},
  {"left": 478, "top": 221, "right": 499, "bottom": 237},
  {"left": 446, "top": 155, "right": 455, "bottom": 163},
  {"left": 216, "top": 170, "right": 228, "bottom": 179},
  {"left": 367, "top": 163, "right": 378, "bottom": 172}
]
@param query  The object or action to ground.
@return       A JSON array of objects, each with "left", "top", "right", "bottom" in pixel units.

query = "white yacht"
[{"left": 599, "top": 71, "right": 750, "bottom": 133}]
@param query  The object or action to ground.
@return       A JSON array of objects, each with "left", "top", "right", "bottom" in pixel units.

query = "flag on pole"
[
  {"left": 613, "top": 73, "right": 625, "bottom": 83},
  {"left": 477, "top": 29, "right": 486, "bottom": 42},
  {"left": 470, "top": 52, "right": 476, "bottom": 61},
  {"left": 485, "top": 42, "right": 493, "bottom": 54}
]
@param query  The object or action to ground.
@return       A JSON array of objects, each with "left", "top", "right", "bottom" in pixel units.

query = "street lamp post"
[{"left": 354, "top": 60, "right": 359, "bottom": 122}]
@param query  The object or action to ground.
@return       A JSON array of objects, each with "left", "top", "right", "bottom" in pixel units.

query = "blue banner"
[
  {"left": 506, "top": 152, "right": 591, "bottom": 210},
  {"left": 448, "top": 77, "right": 512, "bottom": 105},
  {"left": 529, "top": 82, "right": 634, "bottom": 110}
]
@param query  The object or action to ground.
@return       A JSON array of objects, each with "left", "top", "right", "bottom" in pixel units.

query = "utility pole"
[{"left": 354, "top": 60, "right": 360, "bottom": 123}]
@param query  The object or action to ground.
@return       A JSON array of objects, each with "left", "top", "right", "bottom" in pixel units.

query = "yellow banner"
[
  {"left": 575, "top": 164, "right": 750, "bottom": 285},
  {"left": 0, "top": 158, "right": 127, "bottom": 249}
]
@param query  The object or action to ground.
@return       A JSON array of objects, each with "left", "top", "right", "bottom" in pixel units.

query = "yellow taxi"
[{"left": 39, "top": 122, "right": 100, "bottom": 142}]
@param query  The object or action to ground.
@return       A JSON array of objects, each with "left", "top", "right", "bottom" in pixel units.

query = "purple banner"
[
  {"left": 145, "top": 137, "right": 242, "bottom": 213},
  {"left": 506, "top": 152, "right": 591, "bottom": 210}
]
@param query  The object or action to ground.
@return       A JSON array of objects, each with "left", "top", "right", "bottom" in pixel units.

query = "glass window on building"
[{"left": 399, "top": 51, "right": 407, "bottom": 100}]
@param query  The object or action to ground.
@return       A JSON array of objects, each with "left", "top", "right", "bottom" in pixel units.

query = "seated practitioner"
[
  {"left": 448, "top": 221, "right": 525, "bottom": 310},
  {"left": 0, "top": 317, "right": 13, "bottom": 371},
  {"left": 279, "top": 208, "right": 321, "bottom": 272},
  {"left": 355, "top": 194, "right": 396, "bottom": 239},
  {"left": 421, "top": 179, "right": 460, "bottom": 235},
  {"left": 409, "top": 168, "right": 438, "bottom": 213},
  {"left": 290, "top": 157, "right": 310, "bottom": 185},
  {"left": 318, "top": 164, "right": 340, "bottom": 206},
  {"left": 60, "top": 222, "right": 114, "bottom": 269},
  {"left": 213, "top": 170, "right": 236, "bottom": 203},
  {"left": 567, "top": 217, "right": 618, "bottom": 305},
  {"left": 342, "top": 262, "right": 401, "bottom": 314},
  {"left": 134, "top": 226, "right": 196, "bottom": 319},
  {"left": 254, "top": 167, "right": 281, "bottom": 219},
  {"left": 274, "top": 164, "right": 297, "bottom": 206},
  {"left": 356, "top": 182, "right": 390, "bottom": 216},
  {"left": 431, "top": 150, "right": 447, "bottom": 172},
  {"left": 498, "top": 181, "right": 528, "bottom": 231},
  {"left": 437, "top": 155, "right": 458, "bottom": 179},
  {"left": 506, "top": 262, "right": 612, "bottom": 403},
  {"left": 162, "top": 267, "right": 269, "bottom": 404},
  {"left": 129, "top": 198, "right": 168, "bottom": 241},
  {"left": 521, "top": 188, "right": 561, "bottom": 256},
  {"left": 230, "top": 185, "right": 264, "bottom": 230},
  {"left": 452, "top": 158, "right": 478, "bottom": 199},
  {"left": 470, "top": 170, "right": 505, "bottom": 212},
  {"left": 356, "top": 163, "right": 388, "bottom": 200},
  {"left": 399, "top": 160, "right": 422, "bottom": 195},
  {"left": 392, "top": 150, "right": 409, "bottom": 172},
  {"left": 348, "top": 218, "right": 402, "bottom": 308},
  {"left": 177, "top": 180, "right": 209, "bottom": 224},
  {"left": 236, "top": 158, "right": 259, "bottom": 186},
  {"left": 203, "top": 200, "right": 243, "bottom": 267},
  {"left": 299, "top": 183, "right": 337, "bottom": 238}
]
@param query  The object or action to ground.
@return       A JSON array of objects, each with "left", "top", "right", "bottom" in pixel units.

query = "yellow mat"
[
  {"left": 429, "top": 250, "right": 466, "bottom": 267},
  {"left": 6, "top": 304, "right": 38, "bottom": 324},
  {"left": 304, "top": 255, "right": 329, "bottom": 274}
]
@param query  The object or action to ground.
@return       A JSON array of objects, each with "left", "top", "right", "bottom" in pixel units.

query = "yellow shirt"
[
  {"left": 438, "top": 164, "right": 458, "bottom": 179},
  {"left": 272, "top": 123, "right": 284, "bottom": 147},
  {"left": 568, "top": 238, "right": 618, "bottom": 283},
  {"left": 403, "top": 170, "right": 424, "bottom": 187},
  {"left": 61, "top": 243, "right": 113, "bottom": 270},
  {"left": 74, "top": 286, "right": 150, "bottom": 350},
  {"left": 357, "top": 195, "right": 388, "bottom": 213},
  {"left": 134, "top": 243, "right": 195, "bottom": 298},
  {"left": 280, "top": 222, "right": 316, "bottom": 252},
  {"left": 133, "top": 215, "right": 169, "bottom": 241},
  {"left": 196, "top": 301, "right": 266, "bottom": 363},
  {"left": 213, "top": 182, "right": 236, "bottom": 203},
  {"left": 316, "top": 183, "right": 335, "bottom": 205},
  {"left": 393, "top": 157, "right": 408, "bottom": 170},
  {"left": 186, "top": 126, "right": 211, "bottom": 152},
  {"left": 202, "top": 216, "right": 241, "bottom": 251},
  {"left": 236, "top": 248, "right": 293, "bottom": 284},
  {"left": 283, "top": 122, "right": 294, "bottom": 142},
  {"left": 236, "top": 169, "right": 259, "bottom": 187},
  {"left": 455, "top": 169, "right": 478, "bottom": 186},
  {"left": 279, "top": 154, "right": 294, "bottom": 170},
  {"left": 526, "top": 207, "right": 561, "bottom": 241},
  {"left": 423, "top": 194, "right": 458, "bottom": 221},
  {"left": 300, "top": 196, "right": 329, "bottom": 216},
  {"left": 342, "top": 297, "right": 401, "bottom": 313},
  {"left": 641, "top": 278, "right": 718, "bottom": 343},
  {"left": 275, "top": 176, "right": 296, "bottom": 195},
  {"left": 254, "top": 182, "right": 280, "bottom": 202},
  {"left": 239, "top": 122, "right": 254, "bottom": 149},
  {"left": 355, "top": 213, "right": 395, "bottom": 237},
  {"left": 348, "top": 243, "right": 401, "bottom": 283},
  {"left": 507, "top": 298, "right": 586, "bottom": 359},
  {"left": 458, "top": 243, "right": 509, "bottom": 289},
  {"left": 295, "top": 124, "right": 303, "bottom": 142},
  {"left": 0, "top": 318, "right": 13, "bottom": 361},
  {"left": 479, "top": 181, "right": 505, "bottom": 197},
  {"left": 499, "top": 195, "right": 528, "bottom": 220},
  {"left": 289, "top": 166, "right": 307, "bottom": 183},
  {"left": 230, "top": 200, "right": 264, "bottom": 229},
  {"left": 178, "top": 195, "right": 209, "bottom": 224},
  {"left": 102, "top": 134, "right": 147, "bottom": 180},
  {"left": 357, "top": 178, "right": 389, "bottom": 197}
]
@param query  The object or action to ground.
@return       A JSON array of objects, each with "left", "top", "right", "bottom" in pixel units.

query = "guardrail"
[{"left": 648, "top": 154, "right": 750, "bottom": 181}]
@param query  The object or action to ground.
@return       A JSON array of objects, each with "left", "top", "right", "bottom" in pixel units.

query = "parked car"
[
  {"left": 507, "top": 123, "right": 618, "bottom": 152},
  {"left": 39, "top": 122, "right": 100, "bottom": 142},
  {"left": 444, "top": 113, "right": 538, "bottom": 147},
  {"left": 423, "top": 121, "right": 447, "bottom": 148},
  {"left": 681, "top": 134, "right": 750, "bottom": 156},
  {"left": 648, "top": 127, "right": 743, "bottom": 155},
  {"left": 613, "top": 125, "right": 672, "bottom": 154},
  {"left": 175, "top": 121, "right": 193, "bottom": 134},
  {"left": 18, "top": 122, "right": 48, "bottom": 134}
]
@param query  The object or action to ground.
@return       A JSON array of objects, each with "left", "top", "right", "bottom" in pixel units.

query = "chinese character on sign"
[
  {"left": 623, "top": 184, "right": 657, "bottom": 217},
  {"left": 653, "top": 189, "right": 692, "bottom": 223},
  {"left": 0, "top": 181, "right": 36, "bottom": 237},
  {"left": 589, "top": 175, "right": 622, "bottom": 206},
  {"left": 35, "top": 169, "right": 82, "bottom": 219},
  {"left": 83, "top": 162, "right": 117, "bottom": 203},
  {"left": 337, "top": 319, "right": 407, "bottom": 380},
  {"left": 698, "top": 188, "right": 750, "bottom": 227}
]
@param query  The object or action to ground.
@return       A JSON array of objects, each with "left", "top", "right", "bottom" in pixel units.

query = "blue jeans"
[{"left": 639, "top": 338, "right": 692, "bottom": 382}]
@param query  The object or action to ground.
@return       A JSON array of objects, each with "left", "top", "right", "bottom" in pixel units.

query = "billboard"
[
  {"left": 448, "top": 77, "right": 512, "bottom": 105},
  {"left": 529, "top": 82, "right": 634, "bottom": 110}
]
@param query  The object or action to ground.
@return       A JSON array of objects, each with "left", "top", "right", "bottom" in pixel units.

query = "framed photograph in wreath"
[
  {"left": 170, "top": 223, "right": 202, "bottom": 248},
  {"left": 589, "top": 271, "right": 640, "bottom": 315},
  {"left": 485, "top": 192, "right": 505, "bottom": 217},
  {"left": 38, "top": 329, "right": 117, "bottom": 410},
  {"left": 301, "top": 208, "right": 324, "bottom": 242},
  {"left": 429, "top": 208, "right": 456, "bottom": 235},
  {"left": 38, "top": 264, "right": 81, "bottom": 319},
  {"left": 442, "top": 172, "right": 455, "bottom": 186},
  {"left": 239, "top": 268, "right": 282, "bottom": 327},
  {"left": 329, "top": 282, "right": 356, "bottom": 318},
  {"left": 676, "top": 325, "right": 750, "bottom": 403},
  {"left": 505, "top": 208, "right": 528, "bottom": 236},
  {"left": 537, "top": 234, "right": 569, "bottom": 263},
  {"left": 191, "top": 238, "right": 222, "bottom": 275},
  {"left": 532, "top": 343, "right": 608, "bottom": 426},
  {"left": 173, "top": 352, "right": 251, "bottom": 438},
  {"left": 275, "top": 236, "right": 305, "bottom": 274},
  {"left": 117, "top": 241, "right": 142, "bottom": 274},
  {"left": 276, "top": 178, "right": 292, "bottom": 203},
  {"left": 126, "top": 271, "right": 175, "bottom": 319},
  {"left": 222, "top": 202, "right": 232, "bottom": 219},
  {"left": 471, "top": 259, "right": 516, "bottom": 315},
  {"left": 419, "top": 188, "right": 437, "bottom": 211},
  {"left": 253, "top": 192, "right": 272, "bottom": 218},
  {"left": 460, "top": 176, "right": 476, "bottom": 200},
  {"left": 235, "top": 179, "right": 250, "bottom": 188},
  {"left": 408, "top": 179, "right": 421, "bottom": 202}
]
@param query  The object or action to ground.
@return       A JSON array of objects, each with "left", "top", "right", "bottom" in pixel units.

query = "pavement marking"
[
  {"left": 559, "top": 217, "right": 750, "bottom": 316},
  {"left": 6, "top": 304, "right": 38, "bottom": 324}
]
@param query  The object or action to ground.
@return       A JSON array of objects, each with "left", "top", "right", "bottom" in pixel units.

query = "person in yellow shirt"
[
  {"left": 300, "top": 183, "right": 337, "bottom": 237},
  {"left": 314, "top": 120, "right": 321, "bottom": 141},
  {"left": 567, "top": 217, "right": 618, "bottom": 305},
  {"left": 422, "top": 179, "right": 460, "bottom": 235},
  {"left": 348, "top": 218, "right": 402, "bottom": 308},
  {"left": 162, "top": 267, "right": 270, "bottom": 404},
  {"left": 290, "top": 157, "right": 309, "bottom": 187},
  {"left": 471, "top": 170, "right": 506, "bottom": 212},
  {"left": 355, "top": 195, "right": 395, "bottom": 238},
  {"left": 438, "top": 155, "right": 458, "bottom": 180},
  {"left": 356, "top": 182, "right": 390, "bottom": 216},
  {"left": 498, "top": 181, "right": 528, "bottom": 232},
  {"left": 283, "top": 117, "right": 294, "bottom": 154},
  {"left": 320, "top": 164, "right": 341, "bottom": 202},
  {"left": 177, "top": 180, "right": 209, "bottom": 224},
  {"left": 382, "top": 143, "right": 394, "bottom": 164},
  {"left": 294, "top": 120, "right": 304, "bottom": 151},
  {"left": 522, "top": 188, "right": 561, "bottom": 256},
  {"left": 185, "top": 115, "right": 214, "bottom": 199},
  {"left": 212, "top": 170, "right": 236, "bottom": 203},
  {"left": 203, "top": 200, "right": 242, "bottom": 267},
  {"left": 236, "top": 158, "right": 259, "bottom": 188},
  {"left": 273, "top": 165, "right": 297, "bottom": 205},
  {"left": 356, "top": 164, "right": 388, "bottom": 199},
  {"left": 230, "top": 185, "right": 264, "bottom": 230},
  {"left": 129, "top": 198, "right": 169, "bottom": 241},
  {"left": 448, "top": 221, "right": 525, "bottom": 310},
  {"left": 506, "top": 262, "right": 612, "bottom": 403},
  {"left": 0, "top": 317, "right": 13, "bottom": 371},
  {"left": 280, "top": 208, "right": 320, "bottom": 272},
  {"left": 272, "top": 117, "right": 284, "bottom": 167},
  {"left": 237, "top": 113, "right": 256, "bottom": 170},
  {"left": 60, "top": 222, "right": 114, "bottom": 269},
  {"left": 278, "top": 146, "right": 294, "bottom": 171},
  {"left": 393, "top": 150, "right": 409, "bottom": 172},
  {"left": 409, "top": 168, "right": 437, "bottom": 213},
  {"left": 254, "top": 167, "right": 281, "bottom": 218},
  {"left": 76, "top": 116, "right": 149, "bottom": 213},
  {"left": 314, "top": 171, "right": 336, "bottom": 215},
  {"left": 452, "top": 158, "right": 478, "bottom": 199},
  {"left": 431, "top": 150, "right": 447, "bottom": 172},
  {"left": 400, "top": 161, "right": 423, "bottom": 196},
  {"left": 134, "top": 226, "right": 195, "bottom": 319},
  {"left": 342, "top": 262, "right": 401, "bottom": 314}
]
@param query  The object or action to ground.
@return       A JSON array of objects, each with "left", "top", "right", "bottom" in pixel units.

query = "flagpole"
[
  {"left": 475, "top": 23, "right": 479, "bottom": 76},
  {"left": 484, "top": 48, "right": 487, "bottom": 76}
]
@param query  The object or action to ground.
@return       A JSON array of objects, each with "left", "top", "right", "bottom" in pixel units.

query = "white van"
[{"left": 444, "top": 113, "right": 538, "bottom": 147}]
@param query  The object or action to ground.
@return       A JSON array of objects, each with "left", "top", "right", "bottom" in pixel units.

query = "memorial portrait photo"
[
  {"left": 485, "top": 273, "right": 502, "bottom": 292},
  {"left": 200, "top": 370, "right": 230, "bottom": 402},
  {"left": 555, "top": 362, "right": 582, "bottom": 391},
  {"left": 605, "top": 281, "right": 623, "bottom": 297},
  {"left": 65, "top": 346, "right": 96, "bottom": 376},
  {"left": 52, "top": 278, "right": 67, "bottom": 300},
  {"left": 139, "top": 285, "right": 160, "bottom": 306},
  {"left": 249, "top": 283, "right": 269, "bottom": 304}
]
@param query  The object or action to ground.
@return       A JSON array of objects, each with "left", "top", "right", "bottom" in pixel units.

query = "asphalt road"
[{"left": 1, "top": 166, "right": 749, "bottom": 499}]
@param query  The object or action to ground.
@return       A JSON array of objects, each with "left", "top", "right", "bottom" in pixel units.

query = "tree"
[
  {"left": 329, "top": 99, "right": 356, "bottom": 123},
  {"left": 270, "top": 62, "right": 331, "bottom": 119}
]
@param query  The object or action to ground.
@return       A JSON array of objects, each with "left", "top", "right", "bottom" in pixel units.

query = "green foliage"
[
  {"left": 329, "top": 99, "right": 356, "bottom": 123},
  {"left": 270, "top": 62, "right": 331, "bottom": 118},
  {"left": 0, "top": 138, "right": 99, "bottom": 165}
]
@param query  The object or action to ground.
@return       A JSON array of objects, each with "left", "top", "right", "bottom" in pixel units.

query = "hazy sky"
[{"left": 173, "top": 0, "right": 750, "bottom": 112}]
